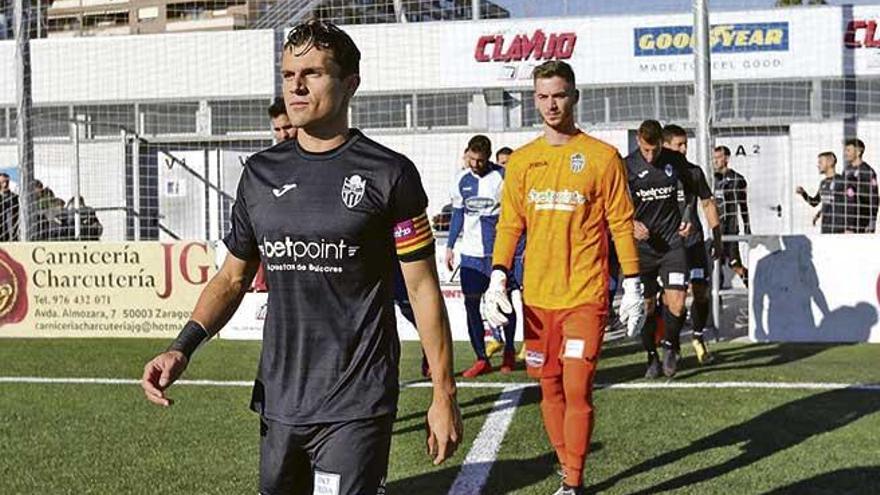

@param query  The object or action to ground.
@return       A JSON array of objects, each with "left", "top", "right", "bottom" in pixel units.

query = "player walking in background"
[
  {"left": 483, "top": 60, "right": 645, "bottom": 495},
  {"left": 249, "top": 98, "right": 301, "bottom": 294},
  {"left": 713, "top": 145, "right": 751, "bottom": 287},
  {"left": 267, "top": 96, "right": 297, "bottom": 143},
  {"left": 796, "top": 152, "right": 847, "bottom": 234},
  {"left": 496, "top": 146, "right": 513, "bottom": 166},
  {"left": 662, "top": 124, "right": 723, "bottom": 365},
  {"left": 446, "top": 135, "right": 518, "bottom": 376},
  {"left": 626, "top": 120, "right": 702, "bottom": 379},
  {"left": 142, "top": 20, "right": 461, "bottom": 495},
  {"left": 842, "top": 138, "right": 879, "bottom": 233}
]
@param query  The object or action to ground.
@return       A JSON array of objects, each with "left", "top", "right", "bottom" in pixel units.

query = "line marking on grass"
[
  {"left": 1, "top": 377, "right": 880, "bottom": 392},
  {"left": 447, "top": 386, "right": 524, "bottom": 495}
]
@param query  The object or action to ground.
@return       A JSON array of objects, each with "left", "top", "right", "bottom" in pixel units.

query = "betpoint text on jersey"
[{"left": 258, "top": 237, "right": 354, "bottom": 262}]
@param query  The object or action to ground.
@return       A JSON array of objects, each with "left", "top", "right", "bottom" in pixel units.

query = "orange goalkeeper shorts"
[{"left": 522, "top": 303, "right": 607, "bottom": 379}]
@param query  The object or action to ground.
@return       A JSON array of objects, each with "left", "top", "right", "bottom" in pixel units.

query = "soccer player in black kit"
[
  {"left": 842, "top": 138, "right": 879, "bottom": 233},
  {"left": 796, "top": 152, "right": 848, "bottom": 234},
  {"left": 141, "top": 21, "right": 462, "bottom": 495},
  {"left": 712, "top": 145, "right": 751, "bottom": 286},
  {"left": 662, "top": 125, "right": 723, "bottom": 365},
  {"left": 626, "top": 120, "right": 703, "bottom": 378}
]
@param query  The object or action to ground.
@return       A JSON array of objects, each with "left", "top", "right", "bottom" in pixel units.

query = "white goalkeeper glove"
[
  {"left": 482, "top": 269, "right": 513, "bottom": 328},
  {"left": 619, "top": 277, "right": 646, "bottom": 338}
]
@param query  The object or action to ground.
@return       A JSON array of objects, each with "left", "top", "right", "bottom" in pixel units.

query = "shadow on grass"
[
  {"left": 393, "top": 387, "right": 542, "bottom": 437},
  {"left": 674, "top": 342, "right": 857, "bottom": 380},
  {"left": 593, "top": 342, "right": 860, "bottom": 384},
  {"left": 590, "top": 388, "right": 880, "bottom": 494},
  {"left": 762, "top": 466, "right": 880, "bottom": 495},
  {"left": 387, "top": 452, "right": 565, "bottom": 494}
]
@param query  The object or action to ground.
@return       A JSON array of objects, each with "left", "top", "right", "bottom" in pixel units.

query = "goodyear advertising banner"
[{"left": 0, "top": 242, "right": 214, "bottom": 338}]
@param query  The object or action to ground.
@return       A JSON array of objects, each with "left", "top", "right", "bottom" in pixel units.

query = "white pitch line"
[
  {"left": 447, "top": 386, "right": 524, "bottom": 495},
  {"left": 1, "top": 377, "right": 879, "bottom": 392}
]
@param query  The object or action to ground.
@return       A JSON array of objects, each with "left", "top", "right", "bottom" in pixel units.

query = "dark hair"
[
  {"left": 845, "top": 138, "right": 865, "bottom": 157},
  {"left": 532, "top": 60, "right": 576, "bottom": 86},
  {"left": 267, "top": 97, "right": 287, "bottom": 119},
  {"left": 285, "top": 20, "right": 361, "bottom": 79},
  {"left": 662, "top": 124, "right": 687, "bottom": 143},
  {"left": 466, "top": 135, "right": 492, "bottom": 157},
  {"left": 32, "top": 179, "right": 43, "bottom": 189},
  {"left": 496, "top": 147, "right": 513, "bottom": 160},
  {"left": 0, "top": 173, "right": 9, "bottom": 180},
  {"left": 715, "top": 145, "right": 731, "bottom": 157},
  {"left": 818, "top": 151, "right": 837, "bottom": 165},
  {"left": 637, "top": 120, "right": 663, "bottom": 146}
]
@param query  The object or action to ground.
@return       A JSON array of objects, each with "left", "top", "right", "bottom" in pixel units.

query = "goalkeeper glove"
[
  {"left": 619, "top": 276, "right": 646, "bottom": 337},
  {"left": 482, "top": 269, "right": 512, "bottom": 328}
]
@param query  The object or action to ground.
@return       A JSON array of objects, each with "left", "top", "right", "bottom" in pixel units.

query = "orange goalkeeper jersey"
[{"left": 492, "top": 131, "right": 640, "bottom": 310}]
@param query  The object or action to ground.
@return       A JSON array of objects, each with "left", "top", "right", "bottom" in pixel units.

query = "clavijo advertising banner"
[
  {"left": 0, "top": 242, "right": 215, "bottom": 338},
  {"left": 345, "top": 6, "right": 844, "bottom": 91}
]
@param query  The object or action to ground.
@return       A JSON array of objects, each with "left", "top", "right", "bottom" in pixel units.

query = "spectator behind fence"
[
  {"left": 0, "top": 173, "right": 20, "bottom": 242},
  {"left": 31, "top": 184, "right": 54, "bottom": 241},
  {"left": 68, "top": 196, "right": 103, "bottom": 241},
  {"left": 796, "top": 152, "right": 847, "bottom": 234},
  {"left": 47, "top": 197, "right": 75, "bottom": 241},
  {"left": 842, "top": 138, "right": 879, "bottom": 233}
]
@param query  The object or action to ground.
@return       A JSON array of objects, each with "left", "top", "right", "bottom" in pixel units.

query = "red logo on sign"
[
  {"left": 0, "top": 249, "right": 28, "bottom": 326},
  {"left": 844, "top": 20, "right": 880, "bottom": 48},
  {"left": 156, "top": 242, "right": 211, "bottom": 299},
  {"left": 474, "top": 30, "right": 577, "bottom": 63}
]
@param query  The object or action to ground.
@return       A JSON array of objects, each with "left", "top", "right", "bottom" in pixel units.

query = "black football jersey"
[{"left": 224, "top": 130, "right": 435, "bottom": 425}]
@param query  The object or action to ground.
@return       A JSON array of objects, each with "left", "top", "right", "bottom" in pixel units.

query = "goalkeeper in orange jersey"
[{"left": 483, "top": 60, "right": 645, "bottom": 495}]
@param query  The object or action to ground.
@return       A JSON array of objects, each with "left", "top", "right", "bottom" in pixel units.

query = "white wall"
[
  {"left": 750, "top": 234, "right": 880, "bottom": 343},
  {"left": 0, "top": 30, "right": 275, "bottom": 105}
]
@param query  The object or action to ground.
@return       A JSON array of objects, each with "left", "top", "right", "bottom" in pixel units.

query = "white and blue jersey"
[{"left": 447, "top": 163, "right": 505, "bottom": 273}]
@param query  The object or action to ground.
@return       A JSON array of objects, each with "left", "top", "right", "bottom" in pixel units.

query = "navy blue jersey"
[{"left": 625, "top": 148, "right": 700, "bottom": 251}]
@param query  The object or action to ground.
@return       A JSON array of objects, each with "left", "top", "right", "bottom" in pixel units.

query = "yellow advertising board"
[{"left": 0, "top": 242, "right": 215, "bottom": 338}]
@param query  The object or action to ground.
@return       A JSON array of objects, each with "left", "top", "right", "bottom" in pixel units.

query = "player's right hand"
[
  {"left": 142, "top": 351, "right": 189, "bottom": 407},
  {"left": 633, "top": 220, "right": 650, "bottom": 241},
  {"left": 445, "top": 247, "right": 455, "bottom": 273},
  {"left": 482, "top": 269, "right": 512, "bottom": 327},
  {"left": 795, "top": 186, "right": 805, "bottom": 196},
  {"left": 619, "top": 277, "right": 646, "bottom": 337}
]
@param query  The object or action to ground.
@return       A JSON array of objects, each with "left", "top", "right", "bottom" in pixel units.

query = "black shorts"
[
  {"left": 259, "top": 414, "right": 393, "bottom": 495},
  {"left": 638, "top": 244, "right": 689, "bottom": 298},
  {"left": 685, "top": 241, "right": 710, "bottom": 283},
  {"left": 722, "top": 241, "right": 744, "bottom": 269}
]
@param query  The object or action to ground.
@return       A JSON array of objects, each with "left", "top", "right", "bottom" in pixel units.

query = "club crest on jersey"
[
  {"left": 341, "top": 174, "right": 367, "bottom": 208},
  {"left": 664, "top": 164, "right": 674, "bottom": 177},
  {"left": 570, "top": 153, "right": 586, "bottom": 173}
]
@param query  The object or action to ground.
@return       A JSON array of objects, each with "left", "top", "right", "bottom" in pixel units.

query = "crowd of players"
[
  {"left": 142, "top": 20, "right": 879, "bottom": 495},
  {"left": 446, "top": 129, "right": 878, "bottom": 383}
]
